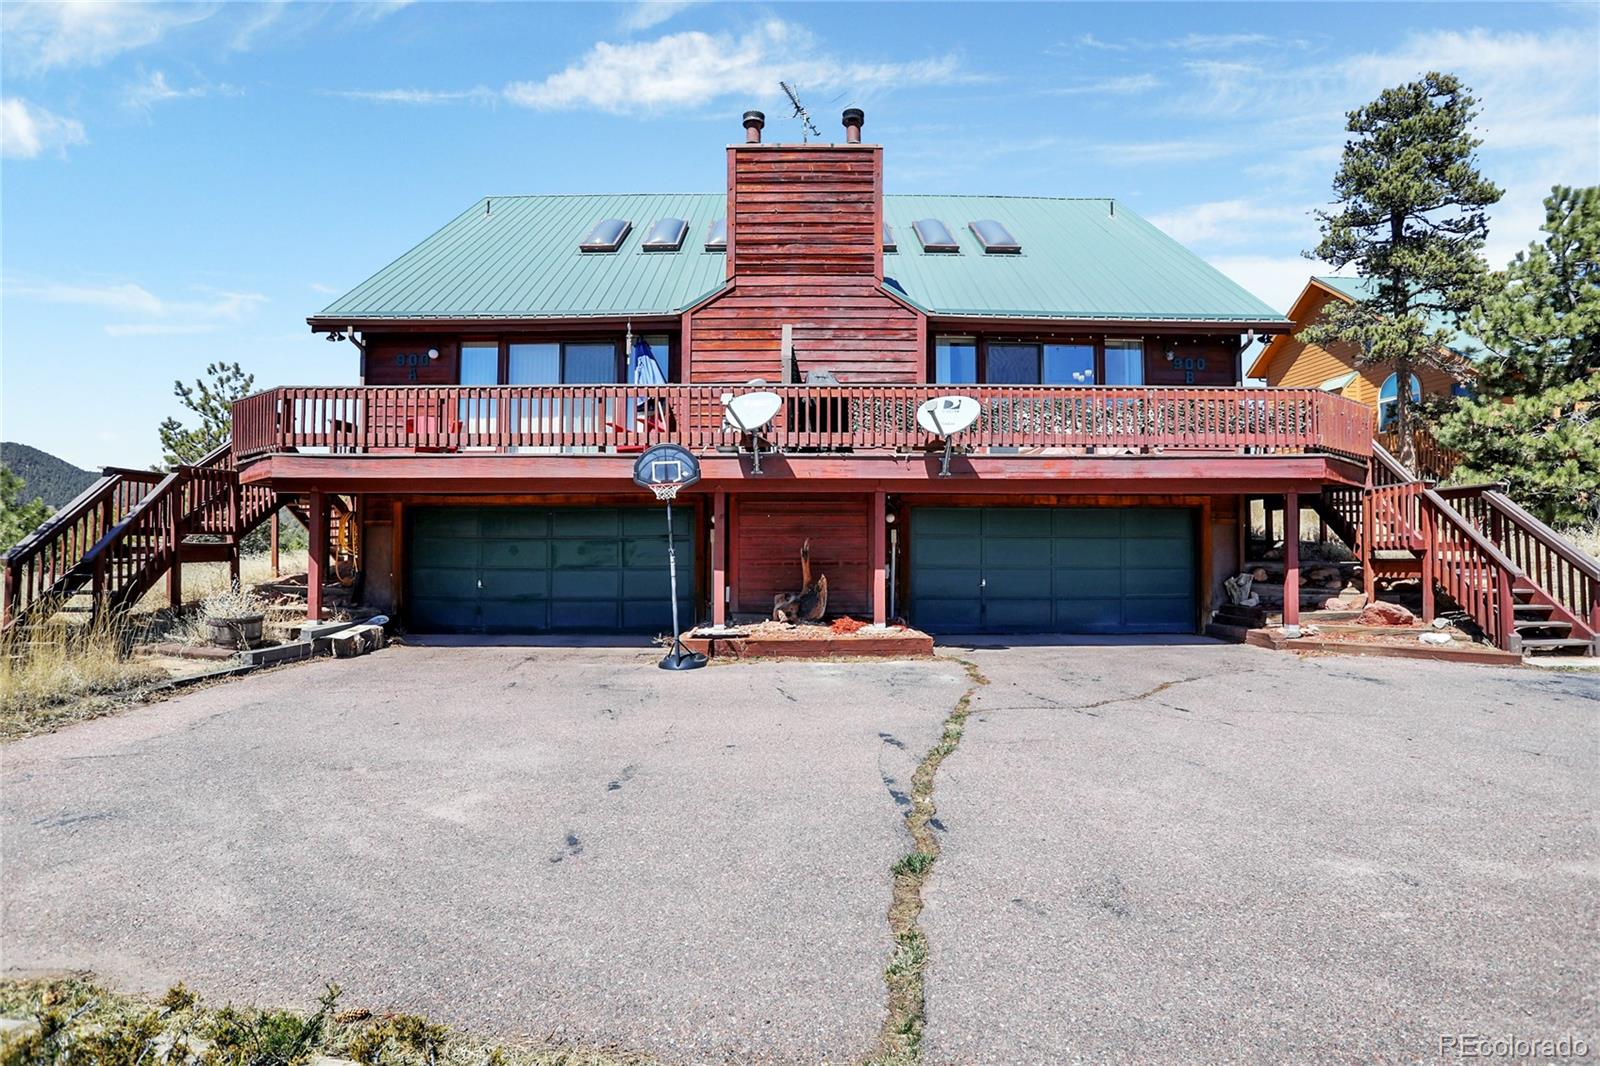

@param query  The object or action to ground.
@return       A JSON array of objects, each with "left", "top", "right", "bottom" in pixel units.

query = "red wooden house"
[
  {"left": 11, "top": 110, "right": 1590, "bottom": 653},
  {"left": 242, "top": 108, "right": 1370, "bottom": 636}
]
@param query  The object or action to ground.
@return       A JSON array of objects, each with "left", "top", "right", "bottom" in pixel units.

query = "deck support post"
[
  {"left": 1282, "top": 491, "right": 1300, "bottom": 629},
  {"left": 712, "top": 491, "right": 727, "bottom": 627},
  {"left": 871, "top": 491, "right": 887, "bottom": 626},
  {"left": 167, "top": 493, "right": 183, "bottom": 611},
  {"left": 270, "top": 510, "right": 280, "bottom": 577},
  {"left": 1419, "top": 499, "right": 1435, "bottom": 623},
  {"left": 307, "top": 489, "right": 327, "bottom": 621}
]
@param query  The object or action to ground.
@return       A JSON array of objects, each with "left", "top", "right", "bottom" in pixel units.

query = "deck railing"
[{"left": 232, "top": 385, "right": 1374, "bottom": 461}]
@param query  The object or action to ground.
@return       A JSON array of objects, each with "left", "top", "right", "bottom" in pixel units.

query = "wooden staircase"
[
  {"left": 1312, "top": 444, "right": 1599, "bottom": 657},
  {"left": 1, "top": 442, "right": 278, "bottom": 629}
]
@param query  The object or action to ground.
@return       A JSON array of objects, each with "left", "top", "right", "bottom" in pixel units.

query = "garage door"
[
  {"left": 408, "top": 507, "right": 695, "bottom": 633},
  {"left": 910, "top": 507, "right": 1194, "bottom": 634}
]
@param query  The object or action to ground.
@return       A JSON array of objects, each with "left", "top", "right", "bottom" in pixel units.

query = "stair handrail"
[
  {"left": 3, "top": 474, "right": 120, "bottom": 565},
  {"left": 1420, "top": 487, "right": 1522, "bottom": 651},
  {"left": 1482, "top": 491, "right": 1600, "bottom": 580},
  {"left": 1370, "top": 441, "right": 1420, "bottom": 486},
  {"left": 77, "top": 470, "right": 184, "bottom": 607}
]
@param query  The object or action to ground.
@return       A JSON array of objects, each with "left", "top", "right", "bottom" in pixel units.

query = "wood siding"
[
  {"left": 689, "top": 279, "right": 921, "bottom": 383},
  {"left": 726, "top": 146, "right": 881, "bottom": 279},
  {"left": 734, "top": 494, "right": 870, "bottom": 617},
  {"left": 690, "top": 142, "right": 922, "bottom": 384},
  {"left": 364, "top": 336, "right": 460, "bottom": 386},
  {"left": 1259, "top": 289, "right": 1458, "bottom": 410}
]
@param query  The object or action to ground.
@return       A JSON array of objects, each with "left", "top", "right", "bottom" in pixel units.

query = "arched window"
[{"left": 1377, "top": 372, "right": 1422, "bottom": 430}]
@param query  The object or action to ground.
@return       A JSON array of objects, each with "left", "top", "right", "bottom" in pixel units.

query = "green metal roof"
[
  {"left": 315, "top": 193, "right": 1287, "bottom": 325},
  {"left": 1314, "top": 276, "right": 1490, "bottom": 360}
]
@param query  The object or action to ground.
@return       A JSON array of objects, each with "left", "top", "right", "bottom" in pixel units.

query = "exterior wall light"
[{"left": 427, "top": 348, "right": 440, "bottom": 360}]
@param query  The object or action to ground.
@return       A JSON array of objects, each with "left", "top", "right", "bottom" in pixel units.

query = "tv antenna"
[{"left": 780, "top": 81, "right": 820, "bottom": 141}]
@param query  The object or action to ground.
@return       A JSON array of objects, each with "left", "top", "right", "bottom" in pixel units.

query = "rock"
[
  {"left": 1250, "top": 567, "right": 1269, "bottom": 581},
  {"left": 1419, "top": 632, "right": 1453, "bottom": 645},
  {"left": 1305, "top": 565, "right": 1342, "bottom": 587},
  {"left": 1356, "top": 601, "right": 1416, "bottom": 627},
  {"left": 1263, "top": 548, "right": 1284, "bottom": 561}
]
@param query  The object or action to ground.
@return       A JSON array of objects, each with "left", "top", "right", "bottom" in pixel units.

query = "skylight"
[
  {"left": 970, "top": 219, "right": 1021, "bottom": 254},
  {"left": 883, "top": 223, "right": 897, "bottom": 253},
  {"left": 579, "top": 218, "right": 631, "bottom": 252},
  {"left": 912, "top": 218, "right": 959, "bottom": 253},
  {"left": 642, "top": 217, "right": 688, "bottom": 251},
  {"left": 705, "top": 218, "right": 727, "bottom": 251}
]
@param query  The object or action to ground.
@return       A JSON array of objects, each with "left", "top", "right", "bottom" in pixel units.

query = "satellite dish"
[
  {"left": 723, "top": 391, "right": 783, "bottom": 433},
  {"left": 916, "top": 395, "right": 981, "bottom": 437},
  {"left": 917, "top": 395, "right": 981, "bottom": 477},
  {"left": 723, "top": 391, "right": 783, "bottom": 475}
]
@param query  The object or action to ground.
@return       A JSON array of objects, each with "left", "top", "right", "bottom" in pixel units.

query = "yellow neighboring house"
[{"left": 1249, "top": 276, "right": 1486, "bottom": 430}]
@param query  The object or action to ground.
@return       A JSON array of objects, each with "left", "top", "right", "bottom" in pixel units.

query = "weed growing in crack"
[{"left": 868, "top": 656, "right": 990, "bottom": 1065}]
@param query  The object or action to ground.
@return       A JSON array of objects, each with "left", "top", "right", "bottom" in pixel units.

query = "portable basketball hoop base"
[{"left": 634, "top": 444, "right": 708, "bottom": 672}]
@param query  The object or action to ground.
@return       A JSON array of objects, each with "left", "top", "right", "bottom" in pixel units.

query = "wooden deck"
[{"left": 232, "top": 384, "right": 1375, "bottom": 462}]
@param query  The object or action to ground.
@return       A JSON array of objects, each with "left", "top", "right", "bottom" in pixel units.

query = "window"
[
  {"left": 969, "top": 219, "right": 1020, "bottom": 254},
  {"left": 579, "top": 218, "right": 631, "bottom": 252},
  {"left": 705, "top": 218, "right": 726, "bottom": 251},
  {"left": 1044, "top": 343, "right": 1095, "bottom": 384},
  {"left": 460, "top": 342, "right": 499, "bottom": 431},
  {"left": 883, "top": 223, "right": 897, "bottom": 253},
  {"left": 986, "top": 343, "right": 1038, "bottom": 385},
  {"left": 913, "top": 218, "right": 960, "bottom": 253},
  {"left": 1104, "top": 339, "right": 1144, "bottom": 385},
  {"left": 1377, "top": 372, "right": 1422, "bottom": 430},
  {"left": 641, "top": 218, "right": 688, "bottom": 251},
  {"left": 935, "top": 336, "right": 977, "bottom": 384}
]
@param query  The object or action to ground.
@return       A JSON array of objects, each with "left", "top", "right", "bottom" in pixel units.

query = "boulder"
[
  {"left": 1356, "top": 601, "right": 1416, "bottom": 627},
  {"left": 1250, "top": 567, "right": 1269, "bottom": 582},
  {"left": 1305, "top": 565, "right": 1343, "bottom": 587}
]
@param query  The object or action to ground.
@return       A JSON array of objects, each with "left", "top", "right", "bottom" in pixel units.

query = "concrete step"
[{"left": 1520, "top": 637, "right": 1595, "bottom": 655}]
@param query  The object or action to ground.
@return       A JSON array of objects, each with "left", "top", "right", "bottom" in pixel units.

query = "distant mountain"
[{"left": 1, "top": 442, "right": 99, "bottom": 508}]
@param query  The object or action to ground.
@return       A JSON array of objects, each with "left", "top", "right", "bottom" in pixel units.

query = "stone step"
[{"left": 1521, "top": 637, "right": 1595, "bottom": 655}]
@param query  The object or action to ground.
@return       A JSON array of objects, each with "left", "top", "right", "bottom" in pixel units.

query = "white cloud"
[
  {"left": 620, "top": 1, "right": 694, "bottom": 32},
  {"left": 5, "top": 280, "right": 267, "bottom": 333},
  {"left": 309, "top": 282, "right": 341, "bottom": 295},
  {"left": 1049, "top": 74, "right": 1160, "bottom": 96},
  {"left": 1095, "top": 139, "right": 1232, "bottom": 164},
  {"left": 328, "top": 87, "right": 498, "bottom": 105},
  {"left": 123, "top": 70, "right": 239, "bottom": 112},
  {"left": 0, "top": 97, "right": 87, "bottom": 159},
  {"left": 503, "top": 18, "right": 973, "bottom": 114},
  {"left": 1206, "top": 254, "right": 1336, "bottom": 317},
  {"left": 1171, "top": 32, "right": 1275, "bottom": 50},
  {"left": 1, "top": 1, "right": 212, "bottom": 74},
  {"left": 1147, "top": 199, "right": 1314, "bottom": 246},
  {"left": 104, "top": 323, "right": 220, "bottom": 336}
]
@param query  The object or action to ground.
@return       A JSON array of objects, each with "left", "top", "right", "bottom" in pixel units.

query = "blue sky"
[{"left": 3, "top": 0, "right": 1596, "bottom": 469}]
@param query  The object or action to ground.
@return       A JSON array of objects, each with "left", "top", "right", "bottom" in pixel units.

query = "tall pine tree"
[
  {"left": 157, "top": 362, "right": 255, "bottom": 468},
  {"left": 1434, "top": 186, "right": 1600, "bottom": 527},
  {"left": 1300, "top": 72, "right": 1501, "bottom": 469}
]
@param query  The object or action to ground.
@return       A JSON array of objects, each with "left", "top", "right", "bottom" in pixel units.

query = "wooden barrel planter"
[{"left": 206, "top": 613, "right": 265, "bottom": 648}]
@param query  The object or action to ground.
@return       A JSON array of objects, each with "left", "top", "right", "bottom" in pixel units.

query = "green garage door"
[
  {"left": 408, "top": 507, "right": 694, "bottom": 633},
  {"left": 910, "top": 507, "right": 1195, "bottom": 634}
]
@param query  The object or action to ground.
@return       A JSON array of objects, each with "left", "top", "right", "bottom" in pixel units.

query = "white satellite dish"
[
  {"left": 917, "top": 395, "right": 981, "bottom": 477},
  {"left": 722, "top": 390, "right": 783, "bottom": 474},
  {"left": 916, "top": 395, "right": 981, "bottom": 437}
]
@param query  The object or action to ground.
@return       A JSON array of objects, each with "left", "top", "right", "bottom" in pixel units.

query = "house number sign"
[
  {"left": 1176, "top": 355, "right": 1207, "bottom": 384},
  {"left": 394, "top": 351, "right": 429, "bottom": 382}
]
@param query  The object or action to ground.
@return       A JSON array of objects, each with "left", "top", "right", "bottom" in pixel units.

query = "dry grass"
[
  {"left": 0, "top": 976, "right": 662, "bottom": 1066},
  {"left": 1562, "top": 520, "right": 1600, "bottom": 562},
  {"left": 0, "top": 609, "right": 161, "bottom": 740},
  {"left": 131, "top": 550, "right": 307, "bottom": 615}
]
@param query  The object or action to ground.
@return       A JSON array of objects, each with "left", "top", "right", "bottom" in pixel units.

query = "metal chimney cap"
[
  {"left": 743, "top": 110, "right": 766, "bottom": 128},
  {"left": 841, "top": 108, "right": 864, "bottom": 127}
]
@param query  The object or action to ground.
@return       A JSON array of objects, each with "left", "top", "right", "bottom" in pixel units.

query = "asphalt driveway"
[
  {"left": 2, "top": 644, "right": 965, "bottom": 1065},
  {"left": 3, "top": 639, "right": 1596, "bottom": 1065},
  {"left": 922, "top": 639, "right": 1599, "bottom": 1065}
]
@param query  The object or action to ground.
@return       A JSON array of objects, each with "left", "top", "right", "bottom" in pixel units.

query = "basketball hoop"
[{"left": 633, "top": 443, "right": 706, "bottom": 671}]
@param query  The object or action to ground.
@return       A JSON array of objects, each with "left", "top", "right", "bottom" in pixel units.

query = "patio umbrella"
[{"left": 631, "top": 336, "right": 667, "bottom": 430}]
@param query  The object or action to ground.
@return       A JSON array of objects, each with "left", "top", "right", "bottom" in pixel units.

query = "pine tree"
[
  {"left": 1299, "top": 72, "right": 1501, "bottom": 469},
  {"left": 1434, "top": 186, "right": 1600, "bottom": 527},
  {"left": 0, "top": 465, "right": 53, "bottom": 550},
  {"left": 1467, "top": 186, "right": 1599, "bottom": 395},
  {"left": 157, "top": 362, "right": 255, "bottom": 468}
]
